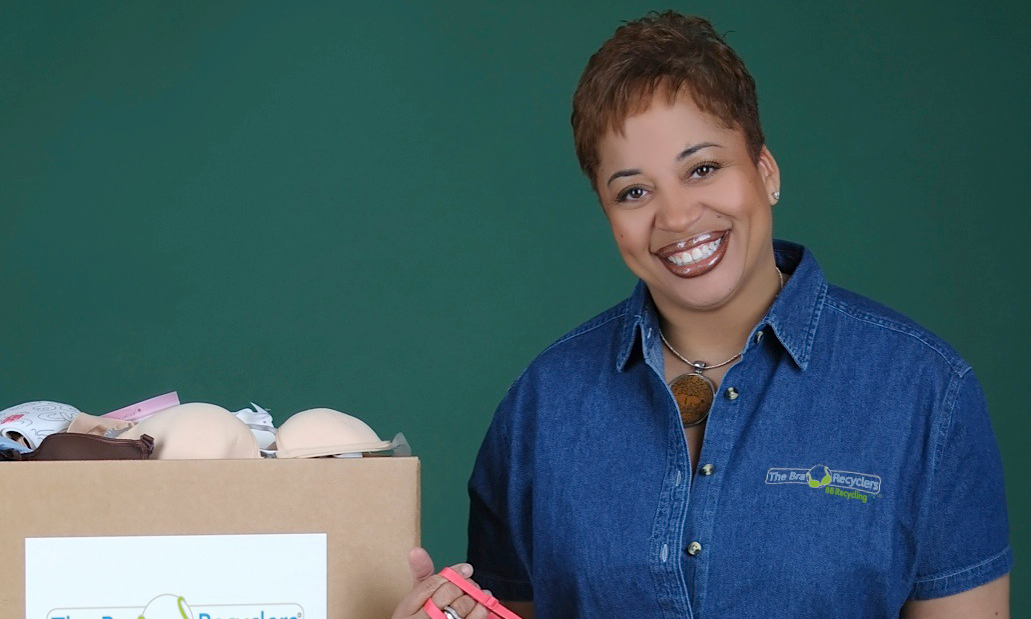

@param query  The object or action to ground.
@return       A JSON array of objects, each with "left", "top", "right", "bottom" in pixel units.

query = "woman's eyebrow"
[
  {"left": 677, "top": 141, "right": 721, "bottom": 161},
  {"left": 607, "top": 168, "right": 641, "bottom": 186}
]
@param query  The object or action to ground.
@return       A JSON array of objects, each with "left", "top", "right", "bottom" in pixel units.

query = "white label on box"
[{"left": 26, "top": 533, "right": 326, "bottom": 619}]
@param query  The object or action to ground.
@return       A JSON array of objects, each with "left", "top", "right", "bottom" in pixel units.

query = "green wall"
[{"left": 3, "top": 0, "right": 1028, "bottom": 612}]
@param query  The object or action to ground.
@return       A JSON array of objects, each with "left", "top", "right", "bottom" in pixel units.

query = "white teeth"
[{"left": 667, "top": 238, "right": 722, "bottom": 266}]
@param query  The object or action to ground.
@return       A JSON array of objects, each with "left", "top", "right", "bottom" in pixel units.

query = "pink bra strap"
[{"left": 421, "top": 567, "right": 522, "bottom": 619}]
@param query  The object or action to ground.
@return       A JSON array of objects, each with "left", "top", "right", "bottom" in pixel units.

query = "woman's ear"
[{"left": 757, "top": 145, "right": 781, "bottom": 203}]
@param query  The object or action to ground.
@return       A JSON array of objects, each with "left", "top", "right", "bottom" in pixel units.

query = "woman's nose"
[{"left": 654, "top": 188, "right": 702, "bottom": 231}]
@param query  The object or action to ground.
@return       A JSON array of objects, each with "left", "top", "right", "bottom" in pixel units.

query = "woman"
[{"left": 394, "top": 11, "right": 1010, "bottom": 619}]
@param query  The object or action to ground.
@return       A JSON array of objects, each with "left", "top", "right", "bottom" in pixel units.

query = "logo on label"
[
  {"left": 765, "top": 464, "right": 881, "bottom": 504},
  {"left": 140, "top": 594, "right": 192, "bottom": 618},
  {"left": 48, "top": 594, "right": 304, "bottom": 619}
]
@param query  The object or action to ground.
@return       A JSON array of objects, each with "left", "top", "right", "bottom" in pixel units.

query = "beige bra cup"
[
  {"left": 274, "top": 408, "right": 393, "bottom": 459},
  {"left": 121, "top": 403, "right": 260, "bottom": 460}
]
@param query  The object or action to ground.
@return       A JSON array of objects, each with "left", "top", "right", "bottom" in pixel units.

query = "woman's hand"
[{"left": 391, "top": 547, "right": 493, "bottom": 619}]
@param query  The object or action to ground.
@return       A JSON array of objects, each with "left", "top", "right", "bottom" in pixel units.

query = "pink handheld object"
[
  {"left": 101, "top": 391, "right": 180, "bottom": 421},
  {"left": 422, "top": 567, "right": 522, "bottom": 619}
]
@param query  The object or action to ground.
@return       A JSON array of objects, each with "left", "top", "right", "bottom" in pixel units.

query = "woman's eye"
[
  {"left": 691, "top": 162, "right": 721, "bottom": 179},
  {"left": 616, "top": 186, "right": 647, "bottom": 202}
]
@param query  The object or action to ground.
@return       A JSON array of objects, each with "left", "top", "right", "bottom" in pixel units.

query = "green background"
[{"left": 2, "top": 0, "right": 1027, "bottom": 612}]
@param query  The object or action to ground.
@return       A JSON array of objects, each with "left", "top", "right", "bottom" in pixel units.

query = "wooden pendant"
[{"left": 669, "top": 372, "right": 715, "bottom": 427}]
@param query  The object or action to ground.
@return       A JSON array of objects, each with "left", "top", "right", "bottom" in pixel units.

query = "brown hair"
[{"left": 571, "top": 11, "right": 765, "bottom": 186}]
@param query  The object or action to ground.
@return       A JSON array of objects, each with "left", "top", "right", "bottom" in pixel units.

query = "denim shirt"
[{"left": 467, "top": 241, "right": 1010, "bottom": 619}]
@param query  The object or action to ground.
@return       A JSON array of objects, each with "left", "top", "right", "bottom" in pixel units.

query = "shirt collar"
[
  {"left": 616, "top": 279, "right": 655, "bottom": 372},
  {"left": 766, "top": 240, "right": 827, "bottom": 371},
  {"left": 616, "top": 240, "right": 827, "bottom": 372}
]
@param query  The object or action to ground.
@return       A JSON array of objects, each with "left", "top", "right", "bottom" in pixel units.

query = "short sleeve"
[
  {"left": 466, "top": 383, "right": 535, "bottom": 601},
  {"left": 910, "top": 369, "right": 1012, "bottom": 600}
]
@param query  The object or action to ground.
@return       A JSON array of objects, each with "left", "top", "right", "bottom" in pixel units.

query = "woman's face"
[{"left": 595, "top": 93, "right": 780, "bottom": 317}]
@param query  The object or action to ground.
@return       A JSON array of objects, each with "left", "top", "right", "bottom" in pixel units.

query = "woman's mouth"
[{"left": 655, "top": 231, "right": 729, "bottom": 278}]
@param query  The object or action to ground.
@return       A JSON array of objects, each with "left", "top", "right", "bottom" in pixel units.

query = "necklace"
[{"left": 661, "top": 268, "right": 784, "bottom": 427}]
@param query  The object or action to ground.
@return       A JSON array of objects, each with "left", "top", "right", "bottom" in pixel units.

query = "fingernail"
[
  {"left": 483, "top": 589, "right": 492, "bottom": 596},
  {"left": 457, "top": 563, "right": 473, "bottom": 577}
]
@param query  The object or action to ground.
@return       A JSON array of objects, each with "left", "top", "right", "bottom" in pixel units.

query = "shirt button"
[
  {"left": 755, "top": 330, "right": 765, "bottom": 343},
  {"left": 700, "top": 463, "right": 715, "bottom": 476},
  {"left": 687, "top": 541, "right": 702, "bottom": 556},
  {"left": 726, "top": 387, "right": 739, "bottom": 400}
]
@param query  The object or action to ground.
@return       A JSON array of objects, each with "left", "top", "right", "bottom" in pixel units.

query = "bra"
[
  {"left": 0, "top": 401, "right": 81, "bottom": 449},
  {"left": 0, "top": 432, "right": 154, "bottom": 461},
  {"left": 120, "top": 403, "right": 260, "bottom": 460},
  {"left": 274, "top": 408, "right": 394, "bottom": 458}
]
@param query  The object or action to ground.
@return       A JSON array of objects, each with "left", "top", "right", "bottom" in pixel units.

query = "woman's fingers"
[
  {"left": 428, "top": 580, "right": 469, "bottom": 609},
  {"left": 393, "top": 574, "right": 452, "bottom": 618},
  {"left": 431, "top": 575, "right": 493, "bottom": 619},
  {"left": 408, "top": 546, "right": 436, "bottom": 584},
  {"left": 392, "top": 556, "right": 474, "bottom": 618},
  {"left": 445, "top": 593, "right": 492, "bottom": 619}
]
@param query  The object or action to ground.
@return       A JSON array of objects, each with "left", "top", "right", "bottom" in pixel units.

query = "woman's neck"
[{"left": 655, "top": 265, "right": 782, "bottom": 364}]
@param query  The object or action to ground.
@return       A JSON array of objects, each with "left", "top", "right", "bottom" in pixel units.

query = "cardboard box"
[{"left": 0, "top": 457, "right": 420, "bottom": 618}]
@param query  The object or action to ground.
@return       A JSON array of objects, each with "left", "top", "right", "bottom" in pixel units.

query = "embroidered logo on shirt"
[{"left": 765, "top": 465, "right": 881, "bottom": 504}]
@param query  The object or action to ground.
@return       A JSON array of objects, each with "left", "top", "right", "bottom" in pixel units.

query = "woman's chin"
[{"left": 651, "top": 282, "right": 739, "bottom": 314}]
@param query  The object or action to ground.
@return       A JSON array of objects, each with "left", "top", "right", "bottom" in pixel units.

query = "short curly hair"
[{"left": 571, "top": 11, "right": 765, "bottom": 186}]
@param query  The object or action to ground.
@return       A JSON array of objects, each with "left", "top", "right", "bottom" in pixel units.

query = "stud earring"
[{"left": 772, "top": 190, "right": 781, "bottom": 201}]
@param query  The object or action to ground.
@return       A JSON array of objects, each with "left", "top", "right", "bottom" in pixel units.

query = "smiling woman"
[
  {"left": 391, "top": 10, "right": 1011, "bottom": 619},
  {"left": 596, "top": 99, "right": 780, "bottom": 319}
]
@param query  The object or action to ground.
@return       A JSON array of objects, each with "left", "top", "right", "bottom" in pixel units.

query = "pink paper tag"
[{"left": 101, "top": 392, "right": 180, "bottom": 421}]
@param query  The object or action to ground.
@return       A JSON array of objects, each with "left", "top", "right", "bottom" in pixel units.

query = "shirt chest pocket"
[{"left": 702, "top": 467, "right": 916, "bottom": 603}]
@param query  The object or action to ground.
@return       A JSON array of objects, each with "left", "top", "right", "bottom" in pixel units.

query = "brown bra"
[{"left": 0, "top": 433, "right": 154, "bottom": 461}]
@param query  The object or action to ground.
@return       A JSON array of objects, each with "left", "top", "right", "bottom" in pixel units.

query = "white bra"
[{"left": 0, "top": 401, "right": 81, "bottom": 449}]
